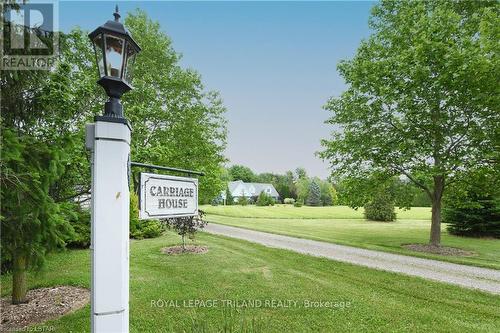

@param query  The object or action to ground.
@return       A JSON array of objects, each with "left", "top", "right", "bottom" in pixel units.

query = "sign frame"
[{"left": 139, "top": 172, "right": 198, "bottom": 220}]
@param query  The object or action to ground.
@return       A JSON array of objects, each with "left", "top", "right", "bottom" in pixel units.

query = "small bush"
[
  {"left": 294, "top": 199, "right": 304, "bottom": 207},
  {"left": 130, "top": 191, "right": 141, "bottom": 237},
  {"left": 364, "top": 193, "right": 396, "bottom": 221},
  {"left": 256, "top": 192, "right": 275, "bottom": 206},
  {"left": 130, "top": 191, "right": 164, "bottom": 239},
  {"left": 138, "top": 219, "right": 164, "bottom": 238},
  {"left": 238, "top": 196, "right": 249, "bottom": 206},
  {"left": 284, "top": 198, "right": 295, "bottom": 204}
]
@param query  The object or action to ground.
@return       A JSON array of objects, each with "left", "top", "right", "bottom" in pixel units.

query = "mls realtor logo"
[{"left": 1, "top": 1, "right": 59, "bottom": 70}]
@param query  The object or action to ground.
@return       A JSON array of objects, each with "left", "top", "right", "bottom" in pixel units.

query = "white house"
[{"left": 228, "top": 180, "right": 280, "bottom": 202}]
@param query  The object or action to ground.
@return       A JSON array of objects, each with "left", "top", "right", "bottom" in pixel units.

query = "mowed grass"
[
  {"left": 1, "top": 232, "right": 499, "bottom": 332},
  {"left": 202, "top": 204, "right": 432, "bottom": 220},
  {"left": 202, "top": 205, "right": 500, "bottom": 269}
]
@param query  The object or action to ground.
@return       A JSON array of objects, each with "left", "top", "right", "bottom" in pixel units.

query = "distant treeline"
[{"left": 224, "top": 165, "right": 431, "bottom": 207}]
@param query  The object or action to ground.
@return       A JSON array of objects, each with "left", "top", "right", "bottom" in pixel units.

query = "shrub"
[
  {"left": 256, "top": 192, "right": 275, "bottom": 206},
  {"left": 238, "top": 195, "right": 249, "bottom": 206},
  {"left": 294, "top": 199, "right": 304, "bottom": 207},
  {"left": 138, "top": 219, "right": 164, "bottom": 238},
  {"left": 130, "top": 191, "right": 141, "bottom": 237},
  {"left": 364, "top": 193, "right": 396, "bottom": 221},
  {"left": 444, "top": 192, "right": 500, "bottom": 238},
  {"left": 130, "top": 191, "right": 164, "bottom": 239},
  {"left": 284, "top": 198, "right": 295, "bottom": 204}
]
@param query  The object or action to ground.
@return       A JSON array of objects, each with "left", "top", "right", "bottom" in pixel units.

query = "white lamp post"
[{"left": 85, "top": 6, "right": 140, "bottom": 333}]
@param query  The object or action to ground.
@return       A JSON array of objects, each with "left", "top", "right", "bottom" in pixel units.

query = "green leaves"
[
  {"left": 123, "top": 10, "right": 228, "bottom": 203},
  {"left": 321, "top": 0, "right": 499, "bottom": 191},
  {"left": 320, "top": 0, "right": 499, "bottom": 244},
  {"left": 1, "top": 128, "right": 74, "bottom": 271}
]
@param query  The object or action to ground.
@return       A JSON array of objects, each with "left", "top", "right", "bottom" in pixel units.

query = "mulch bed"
[
  {"left": 403, "top": 244, "right": 475, "bottom": 256},
  {"left": 161, "top": 245, "right": 208, "bottom": 255},
  {"left": 0, "top": 286, "right": 90, "bottom": 331}
]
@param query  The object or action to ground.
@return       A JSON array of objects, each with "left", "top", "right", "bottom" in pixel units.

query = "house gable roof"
[{"left": 228, "top": 180, "right": 280, "bottom": 198}]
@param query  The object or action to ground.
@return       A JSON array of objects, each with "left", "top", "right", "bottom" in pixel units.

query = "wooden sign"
[{"left": 139, "top": 173, "right": 198, "bottom": 219}]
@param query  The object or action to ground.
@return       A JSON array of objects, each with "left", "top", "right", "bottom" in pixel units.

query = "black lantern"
[{"left": 89, "top": 6, "right": 141, "bottom": 120}]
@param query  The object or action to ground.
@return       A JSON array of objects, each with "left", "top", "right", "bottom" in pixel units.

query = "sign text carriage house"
[{"left": 228, "top": 180, "right": 280, "bottom": 203}]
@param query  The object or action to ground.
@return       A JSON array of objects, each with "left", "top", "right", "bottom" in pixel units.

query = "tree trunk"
[
  {"left": 429, "top": 176, "right": 445, "bottom": 246},
  {"left": 12, "top": 253, "right": 28, "bottom": 304}
]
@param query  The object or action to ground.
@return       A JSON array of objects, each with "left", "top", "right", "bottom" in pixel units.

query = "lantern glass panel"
[
  {"left": 92, "top": 34, "right": 105, "bottom": 77},
  {"left": 124, "top": 45, "right": 136, "bottom": 83},
  {"left": 104, "top": 34, "right": 125, "bottom": 78}
]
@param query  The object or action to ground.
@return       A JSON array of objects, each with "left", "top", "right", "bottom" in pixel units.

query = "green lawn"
[
  {"left": 202, "top": 205, "right": 500, "bottom": 269},
  {"left": 1, "top": 232, "right": 499, "bottom": 332},
  {"left": 202, "top": 204, "right": 432, "bottom": 220}
]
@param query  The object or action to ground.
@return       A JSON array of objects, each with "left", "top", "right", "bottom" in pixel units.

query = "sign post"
[
  {"left": 86, "top": 121, "right": 131, "bottom": 332},
  {"left": 86, "top": 7, "right": 141, "bottom": 333}
]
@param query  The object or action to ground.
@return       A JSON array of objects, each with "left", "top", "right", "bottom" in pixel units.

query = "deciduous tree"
[
  {"left": 228, "top": 165, "right": 256, "bottom": 183},
  {"left": 124, "top": 11, "right": 227, "bottom": 203},
  {"left": 163, "top": 212, "right": 207, "bottom": 251},
  {"left": 320, "top": 0, "right": 499, "bottom": 245}
]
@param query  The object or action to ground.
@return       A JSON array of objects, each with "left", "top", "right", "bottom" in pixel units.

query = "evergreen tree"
[
  {"left": 225, "top": 187, "right": 234, "bottom": 205},
  {"left": 306, "top": 181, "right": 322, "bottom": 206},
  {"left": 444, "top": 194, "right": 500, "bottom": 238},
  {"left": 1, "top": 129, "right": 74, "bottom": 303},
  {"left": 443, "top": 170, "right": 500, "bottom": 238}
]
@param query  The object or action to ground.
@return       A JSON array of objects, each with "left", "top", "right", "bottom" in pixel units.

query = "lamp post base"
[{"left": 86, "top": 120, "right": 131, "bottom": 333}]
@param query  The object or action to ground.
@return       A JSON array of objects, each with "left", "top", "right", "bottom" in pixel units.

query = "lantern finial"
[{"left": 113, "top": 5, "right": 120, "bottom": 22}]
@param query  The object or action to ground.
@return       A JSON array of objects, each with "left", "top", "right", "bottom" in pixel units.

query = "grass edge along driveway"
[
  {"left": 201, "top": 205, "right": 500, "bottom": 270},
  {"left": 1, "top": 232, "right": 499, "bottom": 332}
]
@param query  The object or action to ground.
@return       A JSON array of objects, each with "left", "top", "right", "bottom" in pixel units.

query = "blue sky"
[{"left": 59, "top": 1, "right": 375, "bottom": 178}]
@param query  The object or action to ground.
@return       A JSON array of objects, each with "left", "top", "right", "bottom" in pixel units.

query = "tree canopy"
[
  {"left": 124, "top": 11, "right": 227, "bottom": 202},
  {"left": 228, "top": 165, "right": 257, "bottom": 182},
  {"left": 320, "top": 0, "right": 499, "bottom": 245}
]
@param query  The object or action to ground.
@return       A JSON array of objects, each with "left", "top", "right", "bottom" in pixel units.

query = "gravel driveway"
[{"left": 204, "top": 223, "right": 500, "bottom": 295}]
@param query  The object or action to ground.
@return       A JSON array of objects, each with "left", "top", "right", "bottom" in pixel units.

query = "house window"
[{"left": 266, "top": 188, "right": 271, "bottom": 193}]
